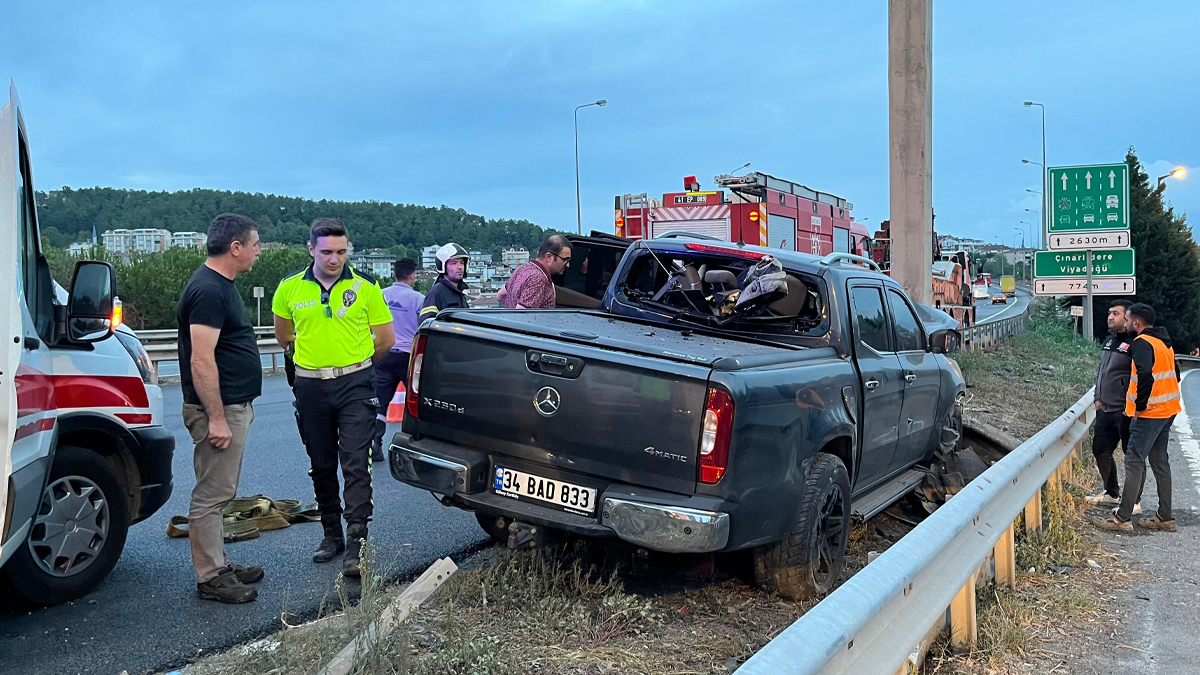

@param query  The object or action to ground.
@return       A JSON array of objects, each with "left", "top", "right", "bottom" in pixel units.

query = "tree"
[
  {"left": 34, "top": 186, "right": 550, "bottom": 260},
  {"left": 1080, "top": 149, "right": 1200, "bottom": 349}
]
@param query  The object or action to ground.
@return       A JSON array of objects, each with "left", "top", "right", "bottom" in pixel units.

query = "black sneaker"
[
  {"left": 198, "top": 568, "right": 258, "bottom": 604},
  {"left": 371, "top": 439, "right": 385, "bottom": 464},
  {"left": 313, "top": 536, "right": 345, "bottom": 564},
  {"left": 229, "top": 563, "right": 264, "bottom": 584},
  {"left": 343, "top": 524, "right": 368, "bottom": 578}
]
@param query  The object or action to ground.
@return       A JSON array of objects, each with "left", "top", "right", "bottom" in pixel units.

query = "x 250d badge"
[{"left": 534, "top": 386, "right": 561, "bottom": 417}]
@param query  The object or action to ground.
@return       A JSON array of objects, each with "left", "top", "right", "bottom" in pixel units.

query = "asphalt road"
[
  {"left": 973, "top": 284, "right": 1033, "bottom": 324},
  {"left": 0, "top": 375, "right": 488, "bottom": 675},
  {"left": 1065, "top": 369, "right": 1200, "bottom": 673}
]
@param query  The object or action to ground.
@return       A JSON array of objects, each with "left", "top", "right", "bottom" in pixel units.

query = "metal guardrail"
[
  {"left": 136, "top": 327, "right": 283, "bottom": 381},
  {"left": 738, "top": 388, "right": 1096, "bottom": 675},
  {"left": 962, "top": 303, "right": 1030, "bottom": 352}
]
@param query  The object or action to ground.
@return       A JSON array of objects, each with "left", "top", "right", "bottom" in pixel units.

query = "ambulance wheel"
[
  {"left": 476, "top": 512, "right": 511, "bottom": 544},
  {"left": 1, "top": 446, "right": 130, "bottom": 607}
]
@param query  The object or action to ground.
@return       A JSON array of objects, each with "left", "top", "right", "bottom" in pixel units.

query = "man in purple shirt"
[{"left": 372, "top": 258, "right": 424, "bottom": 461}]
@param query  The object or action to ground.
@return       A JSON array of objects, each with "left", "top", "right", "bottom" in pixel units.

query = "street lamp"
[
  {"left": 729, "top": 162, "right": 751, "bottom": 175},
  {"left": 1157, "top": 166, "right": 1187, "bottom": 192},
  {"left": 574, "top": 99, "right": 607, "bottom": 234},
  {"left": 1024, "top": 101, "right": 1047, "bottom": 249}
]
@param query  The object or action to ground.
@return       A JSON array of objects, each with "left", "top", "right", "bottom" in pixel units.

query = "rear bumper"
[
  {"left": 130, "top": 425, "right": 175, "bottom": 523},
  {"left": 389, "top": 433, "right": 730, "bottom": 553}
]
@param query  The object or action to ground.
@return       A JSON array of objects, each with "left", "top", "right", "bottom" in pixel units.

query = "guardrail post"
[
  {"left": 994, "top": 523, "right": 1016, "bottom": 588},
  {"left": 949, "top": 571, "right": 978, "bottom": 649},
  {"left": 1024, "top": 488, "right": 1042, "bottom": 534}
]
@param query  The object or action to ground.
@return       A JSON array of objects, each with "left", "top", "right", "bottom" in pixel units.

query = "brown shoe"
[
  {"left": 229, "top": 562, "right": 265, "bottom": 584},
  {"left": 1139, "top": 514, "right": 1177, "bottom": 532},
  {"left": 198, "top": 568, "right": 258, "bottom": 604},
  {"left": 1089, "top": 514, "right": 1133, "bottom": 533}
]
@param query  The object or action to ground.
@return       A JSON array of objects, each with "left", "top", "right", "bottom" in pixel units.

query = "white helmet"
[{"left": 435, "top": 243, "right": 470, "bottom": 274}]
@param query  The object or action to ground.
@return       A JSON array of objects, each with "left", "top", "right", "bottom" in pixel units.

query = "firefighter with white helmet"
[{"left": 419, "top": 243, "right": 471, "bottom": 320}]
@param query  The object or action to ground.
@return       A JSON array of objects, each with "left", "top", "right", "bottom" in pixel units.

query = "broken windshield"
[{"left": 618, "top": 248, "right": 829, "bottom": 338}]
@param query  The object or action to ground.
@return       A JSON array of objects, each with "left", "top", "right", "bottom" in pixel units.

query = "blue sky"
[{"left": 3, "top": 1, "right": 1198, "bottom": 246}]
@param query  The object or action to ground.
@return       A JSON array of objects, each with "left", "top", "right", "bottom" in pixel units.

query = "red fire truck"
[{"left": 614, "top": 172, "right": 871, "bottom": 258}]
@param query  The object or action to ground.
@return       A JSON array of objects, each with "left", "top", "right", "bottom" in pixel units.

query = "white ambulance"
[{"left": 0, "top": 83, "right": 174, "bottom": 606}]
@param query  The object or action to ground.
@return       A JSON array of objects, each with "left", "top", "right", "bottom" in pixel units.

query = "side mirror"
[
  {"left": 67, "top": 260, "right": 117, "bottom": 343},
  {"left": 929, "top": 328, "right": 961, "bottom": 354}
]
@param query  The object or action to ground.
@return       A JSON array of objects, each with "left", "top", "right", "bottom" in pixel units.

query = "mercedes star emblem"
[{"left": 534, "top": 386, "right": 561, "bottom": 417}]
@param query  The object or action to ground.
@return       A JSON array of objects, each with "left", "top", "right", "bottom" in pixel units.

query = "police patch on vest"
[{"left": 343, "top": 288, "right": 358, "bottom": 307}]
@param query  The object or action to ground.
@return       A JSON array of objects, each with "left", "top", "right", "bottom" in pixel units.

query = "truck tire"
[
  {"left": 1, "top": 446, "right": 131, "bottom": 607},
  {"left": 475, "top": 512, "right": 510, "bottom": 544},
  {"left": 753, "top": 453, "right": 851, "bottom": 600}
]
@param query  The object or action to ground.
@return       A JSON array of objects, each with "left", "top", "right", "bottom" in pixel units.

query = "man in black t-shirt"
[{"left": 176, "top": 213, "right": 263, "bottom": 604}]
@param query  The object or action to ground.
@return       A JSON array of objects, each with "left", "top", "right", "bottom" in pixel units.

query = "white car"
[{"left": 1083, "top": 214, "right": 1095, "bottom": 223}]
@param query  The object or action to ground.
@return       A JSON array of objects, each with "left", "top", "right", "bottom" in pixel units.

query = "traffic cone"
[{"left": 386, "top": 382, "right": 407, "bottom": 423}]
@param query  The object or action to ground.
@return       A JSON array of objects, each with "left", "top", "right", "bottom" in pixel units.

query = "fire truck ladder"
[{"left": 620, "top": 193, "right": 650, "bottom": 239}]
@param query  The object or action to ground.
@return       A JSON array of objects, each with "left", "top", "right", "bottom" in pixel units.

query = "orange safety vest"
[{"left": 1125, "top": 333, "right": 1182, "bottom": 418}]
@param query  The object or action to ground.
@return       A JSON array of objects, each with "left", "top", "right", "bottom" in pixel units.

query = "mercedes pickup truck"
[{"left": 390, "top": 237, "right": 965, "bottom": 599}]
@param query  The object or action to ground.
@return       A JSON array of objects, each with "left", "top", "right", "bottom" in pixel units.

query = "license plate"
[{"left": 493, "top": 466, "right": 597, "bottom": 516}]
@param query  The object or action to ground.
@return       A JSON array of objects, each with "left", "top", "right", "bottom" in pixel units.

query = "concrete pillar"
[{"left": 888, "top": 0, "right": 934, "bottom": 304}]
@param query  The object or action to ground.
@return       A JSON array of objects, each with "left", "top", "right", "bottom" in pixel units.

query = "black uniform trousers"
[
  {"left": 1093, "top": 410, "right": 1131, "bottom": 499},
  {"left": 293, "top": 367, "right": 376, "bottom": 527},
  {"left": 373, "top": 350, "right": 410, "bottom": 451}
]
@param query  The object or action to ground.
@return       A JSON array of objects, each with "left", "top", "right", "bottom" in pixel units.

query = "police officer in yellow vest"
[
  {"left": 1092, "top": 303, "right": 1180, "bottom": 534},
  {"left": 273, "top": 219, "right": 395, "bottom": 576}
]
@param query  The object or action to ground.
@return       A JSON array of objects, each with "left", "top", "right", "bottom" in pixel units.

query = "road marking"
[
  {"left": 977, "top": 290, "right": 1028, "bottom": 324},
  {"left": 1172, "top": 370, "right": 1200, "bottom": 499}
]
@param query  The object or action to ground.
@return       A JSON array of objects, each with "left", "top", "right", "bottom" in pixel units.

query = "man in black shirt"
[
  {"left": 177, "top": 213, "right": 263, "bottom": 604},
  {"left": 1085, "top": 300, "right": 1138, "bottom": 510}
]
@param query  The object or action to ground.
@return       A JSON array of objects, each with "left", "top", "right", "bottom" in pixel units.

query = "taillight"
[
  {"left": 406, "top": 334, "right": 428, "bottom": 420},
  {"left": 699, "top": 388, "right": 734, "bottom": 484}
]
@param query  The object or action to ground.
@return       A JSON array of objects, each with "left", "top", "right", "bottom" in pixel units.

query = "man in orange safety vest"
[{"left": 1092, "top": 303, "right": 1181, "bottom": 534}]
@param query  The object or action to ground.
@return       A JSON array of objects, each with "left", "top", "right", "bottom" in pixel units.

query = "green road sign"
[
  {"left": 1034, "top": 249, "right": 1135, "bottom": 278},
  {"left": 1047, "top": 163, "right": 1129, "bottom": 233}
]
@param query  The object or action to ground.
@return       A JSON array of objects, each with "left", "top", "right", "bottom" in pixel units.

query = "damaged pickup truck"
[{"left": 390, "top": 238, "right": 966, "bottom": 599}]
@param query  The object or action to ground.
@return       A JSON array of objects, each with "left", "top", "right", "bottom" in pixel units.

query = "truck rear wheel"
[
  {"left": 1, "top": 446, "right": 131, "bottom": 607},
  {"left": 753, "top": 453, "right": 850, "bottom": 600}
]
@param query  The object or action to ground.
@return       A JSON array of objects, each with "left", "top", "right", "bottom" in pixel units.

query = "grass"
[{"left": 954, "top": 302, "right": 1100, "bottom": 439}]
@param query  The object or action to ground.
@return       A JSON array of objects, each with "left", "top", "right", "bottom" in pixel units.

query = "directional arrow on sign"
[
  {"left": 1047, "top": 230, "right": 1130, "bottom": 251},
  {"left": 1034, "top": 277, "right": 1137, "bottom": 296},
  {"left": 1062, "top": 173, "right": 1068, "bottom": 190},
  {"left": 1109, "top": 170, "right": 1116, "bottom": 188},
  {"left": 1086, "top": 171, "right": 1092, "bottom": 189}
]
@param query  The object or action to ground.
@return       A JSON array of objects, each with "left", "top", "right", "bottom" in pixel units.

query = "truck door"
[
  {"left": 848, "top": 283, "right": 906, "bottom": 491},
  {"left": 886, "top": 288, "right": 942, "bottom": 467},
  {"left": 0, "top": 85, "right": 22, "bottom": 555}
]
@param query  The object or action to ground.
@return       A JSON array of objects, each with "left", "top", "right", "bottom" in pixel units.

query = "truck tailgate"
[{"left": 415, "top": 314, "right": 756, "bottom": 497}]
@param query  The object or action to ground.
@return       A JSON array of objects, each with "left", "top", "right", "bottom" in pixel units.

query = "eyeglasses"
[
  {"left": 321, "top": 290, "right": 333, "bottom": 319},
  {"left": 552, "top": 253, "right": 572, "bottom": 266}
]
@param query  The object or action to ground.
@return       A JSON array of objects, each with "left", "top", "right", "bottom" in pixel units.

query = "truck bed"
[
  {"left": 440, "top": 309, "right": 797, "bottom": 364},
  {"left": 412, "top": 310, "right": 798, "bottom": 499}
]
